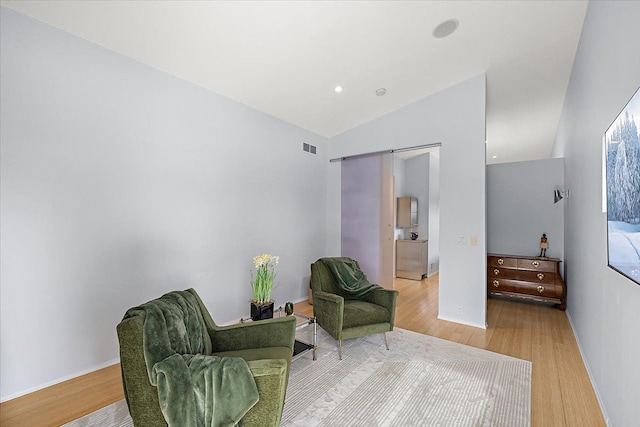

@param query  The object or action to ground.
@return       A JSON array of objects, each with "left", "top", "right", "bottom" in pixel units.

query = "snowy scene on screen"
[{"left": 605, "top": 87, "right": 640, "bottom": 285}]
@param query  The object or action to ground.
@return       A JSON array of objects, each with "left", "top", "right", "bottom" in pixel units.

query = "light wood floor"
[{"left": 1, "top": 275, "right": 605, "bottom": 426}]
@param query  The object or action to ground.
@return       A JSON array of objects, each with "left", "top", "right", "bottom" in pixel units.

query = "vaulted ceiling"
[{"left": 1, "top": 1, "right": 588, "bottom": 164}]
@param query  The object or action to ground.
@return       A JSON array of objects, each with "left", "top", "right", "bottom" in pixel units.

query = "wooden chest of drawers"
[{"left": 487, "top": 254, "right": 566, "bottom": 310}]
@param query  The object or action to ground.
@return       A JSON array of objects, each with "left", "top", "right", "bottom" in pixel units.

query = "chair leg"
[
  {"left": 339, "top": 339, "right": 343, "bottom": 360},
  {"left": 382, "top": 332, "right": 389, "bottom": 350}
]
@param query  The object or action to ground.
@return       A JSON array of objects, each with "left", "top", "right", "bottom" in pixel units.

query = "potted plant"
[{"left": 250, "top": 253, "right": 279, "bottom": 320}]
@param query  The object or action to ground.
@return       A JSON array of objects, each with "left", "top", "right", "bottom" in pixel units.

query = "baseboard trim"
[
  {"left": 565, "top": 309, "right": 610, "bottom": 426},
  {"left": 437, "top": 314, "right": 487, "bottom": 330},
  {"left": 2, "top": 297, "right": 313, "bottom": 403},
  {"left": 0, "top": 357, "right": 120, "bottom": 403}
]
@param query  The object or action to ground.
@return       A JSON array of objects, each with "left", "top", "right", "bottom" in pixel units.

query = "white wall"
[
  {"left": 0, "top": 8, "right": 328, "bottom": 400},
  {"left": 327, "top": 74, "right": 486, "bottom": 328},
  {"left": 551, "top": 1, "right": 640, "bottom": 424},
  {"left": 486, "top": 158, "right": 565, "bottom": 263}
]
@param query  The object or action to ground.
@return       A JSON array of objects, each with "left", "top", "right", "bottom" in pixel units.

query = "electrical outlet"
[
  {"left": 457, "top": 236, "right": 466, "bottom": 245},
  {"left": 457, "top": 306, "right": 462, "bottom": 315}
]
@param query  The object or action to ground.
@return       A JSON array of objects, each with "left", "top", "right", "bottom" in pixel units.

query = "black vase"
[
  {"left": 250, "top": 301, "right": 274, "bottom": 321},
  {"left": 285, "top": 301, "right": 294, "bottom": 316}
]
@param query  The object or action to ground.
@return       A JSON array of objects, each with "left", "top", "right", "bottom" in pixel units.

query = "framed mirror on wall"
[{"left": 604, "top": 86, "right": 640, "bottom": 286}]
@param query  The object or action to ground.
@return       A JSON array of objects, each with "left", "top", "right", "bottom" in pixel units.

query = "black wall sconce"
[{"left": 554, "top": 189, "right": 569, "bottom": 204}]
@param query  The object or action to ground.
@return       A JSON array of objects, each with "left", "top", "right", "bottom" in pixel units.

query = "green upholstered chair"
[
  {"left": 116, "top": 288, "right": 296, "bottom": 427},
  {"left": 310, "top": 257, "right": 399, "bottom": 359}
]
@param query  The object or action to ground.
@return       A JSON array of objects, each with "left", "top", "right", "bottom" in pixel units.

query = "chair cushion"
[{"left": 343, "top": 300, "right": 390, "bottom": 328}]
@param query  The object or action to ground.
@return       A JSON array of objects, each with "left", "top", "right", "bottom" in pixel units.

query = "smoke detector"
[{"left": 433, "top": 19, "right": 459, "bottom": 39}]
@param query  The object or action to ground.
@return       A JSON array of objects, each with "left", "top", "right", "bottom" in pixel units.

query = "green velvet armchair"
[
  {"left": 116, "top": 288, "right": 296, "bottom": 427},
  {"left": 310, "top": 257, "right": 399, "bottom": 359}
]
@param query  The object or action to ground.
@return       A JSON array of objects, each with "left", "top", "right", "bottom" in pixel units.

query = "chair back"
[
  {"left": 116, "top": 288, "right": 213, "bottom": 427},
  {"left": 310, "top": 257, "right": 361, "bottom": 299}
]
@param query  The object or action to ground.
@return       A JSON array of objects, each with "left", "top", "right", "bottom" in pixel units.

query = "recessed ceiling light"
[
  {"left": 375, "top": 88, "right": 386, "bottom": 97},
  {"left": 433, "top": 19, "right": 459, "bottom": 39},
  {"left": 334, "top": 86, "right": 343, "bottom": 93}
]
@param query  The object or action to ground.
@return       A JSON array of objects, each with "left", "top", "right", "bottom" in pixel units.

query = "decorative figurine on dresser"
[
  {"left": 488, "top": 234, "right": 566, "bottom": 310},
  {"left": 539, "top": 233, "right": 548, "bottom": 257}
]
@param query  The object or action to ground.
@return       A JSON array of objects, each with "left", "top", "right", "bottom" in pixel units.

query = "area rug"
[{"left": 64, "top": 328, "right": 531, "bottom": 427}]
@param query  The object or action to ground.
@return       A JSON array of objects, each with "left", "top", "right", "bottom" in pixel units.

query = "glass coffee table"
[
  {"left": 276, "top": 306, "right": 317, "bottom": 361},
  {"left": 240, "top": 305, "right": 317, "bottom": 360}
]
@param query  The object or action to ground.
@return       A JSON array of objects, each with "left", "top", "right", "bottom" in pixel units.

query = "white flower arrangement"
[{"left": 250, "top": 253, "right": 279, "bottom": 305}]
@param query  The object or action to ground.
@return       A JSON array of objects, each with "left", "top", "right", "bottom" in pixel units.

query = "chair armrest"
[
  {"left": 312, "top": 291, "right": 344, "bottom": 340},
  {"left": 364, "top": 288, "right": 399, "bottom": 328},
  {"left": 243, "top": 359, "right": 289, "bottom": 427},
  {"left": 247, "top": 358, "right": 287, "bottom": 378},
  {"left": 364, "top": 288, "right": 398, "bottom": 309},
  {"left": 209, "top": 316, "right": 296, "bottom": 353}
]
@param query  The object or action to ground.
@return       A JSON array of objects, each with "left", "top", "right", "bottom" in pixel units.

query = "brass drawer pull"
[
  {"left": 494, "top": 269, "right": 500, "bottom": 275},
  {"left": 537, "top": 285, "right": 544, "bottom": 293},
  {"left": 493, "top": 280, "right": 499, "bottom": 288},
  {"left": 537, "top": 273, "right": 544, "bottom": 280},
  {"left": 532, "top": 261, "right": 540, "bottom": 267},
  {"left": 497, "top": 258, "right": 504, "bottom": 265}
]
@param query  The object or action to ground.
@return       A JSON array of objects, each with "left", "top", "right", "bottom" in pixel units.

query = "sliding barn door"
[{"left": 341, "top": 154, "right": 394, "bottom": 288}]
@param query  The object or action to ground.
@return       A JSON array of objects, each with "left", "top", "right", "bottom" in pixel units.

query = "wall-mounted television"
[{"left": 605, "top": 86, "right": 640, "bottom": 286}]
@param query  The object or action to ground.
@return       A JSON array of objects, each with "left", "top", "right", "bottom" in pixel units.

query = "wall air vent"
[{"left": 303, "top": 142, "right": 317, "bottom": 154}]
